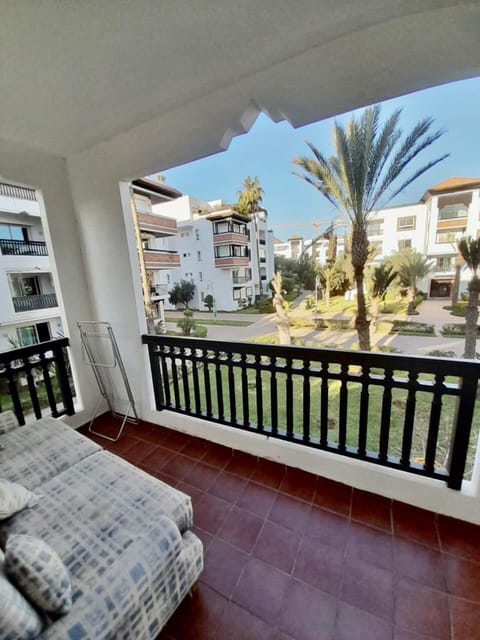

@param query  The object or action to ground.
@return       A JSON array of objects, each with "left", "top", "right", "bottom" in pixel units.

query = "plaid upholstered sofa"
[{"left": 0, "top": 414, "right": 203, "bottom": 639}]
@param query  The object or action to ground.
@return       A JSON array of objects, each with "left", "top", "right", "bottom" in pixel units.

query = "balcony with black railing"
[
  {"left": 143, "top": 334, "right": 480, "bottom": 490},
  {"left": 0, "top": 239, "right": 48, "bottom": 256},
  {"left": 0, "top": 338, "right": 75, "bottom": 424},
  {"left": 12, "top": 293, "right": 58, "bottom": 312}
]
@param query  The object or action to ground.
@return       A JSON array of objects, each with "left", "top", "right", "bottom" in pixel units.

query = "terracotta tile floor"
[{"left": 80, "top": 415, "right": 480, "bottom": 640}]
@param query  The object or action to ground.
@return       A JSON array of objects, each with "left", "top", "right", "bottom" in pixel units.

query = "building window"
[
  {"left": 436, "top": 256, "right": 453, "bottom": 271},
  {"left": 197, "top": 251, "right": 201, "bottom": 262},
  {"left": 16, "top": 322, "right": 51, "bottom": 346},
  {"left": 233, "top": 289, "right": 242, "bottom": 300},
  {"left": 370, "top": 240, "right": 383, "bottom": 254},
  {"left": 0, "top": 224, "right": 29, "bottom": 241},
  {"left": 195, "top": 229, "right": 200, "bottom": 240},
  {"left": 436, "top": 228, "right": 466, "bottom": 244},
  {"left": 397, "top": 216, "right": 416, "bottom": 230},
  {"left": 438, "top": 204, "right": 468, "bottom": 220},
  {"left": 398, "top": 239, "right": 412, "bottom": 250},
  {"left": 201, "top": 292, "right": 204, "bottom": 302},
  {"left": 199, "top": 272, "right": 203, "bottom": 282},
  {"left": 367, "top": 222, "right": 383, "bottom": 236}
]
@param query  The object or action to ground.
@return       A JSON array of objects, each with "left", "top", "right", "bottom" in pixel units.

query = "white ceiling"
[{"left": 1, "top": 0, "right": 479, "bottom": 157}]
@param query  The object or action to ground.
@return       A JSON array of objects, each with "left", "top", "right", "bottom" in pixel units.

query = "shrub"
[
  {"left": 194, "top": 325, "right": 208, "bottom": 338},
  {"left": 255, "top": 298, "right": 274, "bottom": 313},
  {"left": 203, "top": 294, "right": 214, "bottom": 312},
  {"left": 314, "top": 317, "right": 353, "bottom": 331},
  {"left": 177, "top": 309, "right": 196, "bottom": 335},
  {"left": 441, "top": 323, "right": 480, "bottom": 337},
  {"left": 289, "top": 316, "right": 315, "bottom": 328},
  {"left": 374, "top": 345, "right": 402, "bottom": 354},
  {"left": 391, "top": 320, "right": 435, "bottom": 334},
  {"left": 426, "top": 349, "right": 457, "bottom": 358}
]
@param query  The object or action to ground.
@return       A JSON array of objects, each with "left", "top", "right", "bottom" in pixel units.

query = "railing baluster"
[
  {"left": 378, "top": 367, "right": 393, "bottom": 462},
  {"left": 203, "top": 350, "right": 213, "bottom": 418},
  {"left": 227, "top": 352, "right": 236, "bottom": 425},
  {"left": 320, "top": 361, "right": 329, "bottom": 447},
  {"left": 241, "top": 353, "right": 249, "bottom": 427},
  {"left": 302, "top": 359, "right": 310, "bottom": 443},
  {"left": 148, "top": 344, "right": 164, "bottom": 409},
  {"left": 270, "top": 356, "right": 278, "bottom": 435},
  {"left": 39, "top": 352, "right": 58, "bottom": 417},
  {"left": 448, "top": 374, "right": 479, "bottom": 489},
  {"left": 255, "top": 354, "right": 263, "bottom": 431},
  {"left": 24, "top": 358, "right": 42, "bottom": 419},
  {"left": 53, "top": 344, "right": 74, "bottom": 416},
  {"left": 170, "top": 347, "right": 181, "bottom": 409},
  {"left": 5, "top": 362, "right": 25, "bottom": 425},
  {"left": 180, "top": 347, "right": 190, "bottom": 412},
  {"left": 357, "top": 365, "right": 370, "bottom": 457},
  {"left": 215, "top": 351, "right": 224, "bottom": 421},
  {"left": 338, "top": 363, "right": 349, "bottom": 451},
  {"left": 286, "top": 357, "right": 293, "bottom": 438},
  {"left": 423, "top": 374, "right": 444, "bottom": 474},
  {"left": 191, "top": 349, "right": 201, "bottom": 415},
  {"left": 159, "top": 345, "right": 171, "bottom": 407},
  {"left": 400, "top": 371, "right": 418, "bottom": 467}
]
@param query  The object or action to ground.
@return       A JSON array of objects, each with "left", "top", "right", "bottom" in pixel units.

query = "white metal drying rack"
[{"left": 77, "top": 321, "right": 138, "bottom": 442}]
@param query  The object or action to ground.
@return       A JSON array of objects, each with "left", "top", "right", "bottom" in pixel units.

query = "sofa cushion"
[
  {"left": 0, "top": 480, "right": 41, "bottom": 519},
  {"left": 5, "top": 535, "right": 72, "bottom": 616},
  {"left": 0, "top": 549, "right": 44, "bottom": 640},
  {"left": 0, "top": 417, "right": 101, "bottom": 490},
  {"left": 0, "top": 410, "right": 19, "bottom": 435}
]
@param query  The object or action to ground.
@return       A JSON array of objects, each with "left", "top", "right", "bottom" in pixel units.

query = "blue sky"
[{"left": 162, "top": 77, "right": 480, "bottom": 236}]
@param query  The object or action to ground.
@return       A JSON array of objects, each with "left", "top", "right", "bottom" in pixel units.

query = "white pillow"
[{"left": 0, "top": 479, "right": 42, "bottom": 519}]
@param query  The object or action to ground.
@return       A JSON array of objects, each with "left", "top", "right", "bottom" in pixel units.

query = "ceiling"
[{"left": 1, "top": 1, "right": 479, "bottom": 157}]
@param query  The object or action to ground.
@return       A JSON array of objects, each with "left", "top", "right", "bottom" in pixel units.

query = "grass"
[
  {"left": 0, "top": 374, "right": 67, "bottom": 415},
  {"left": 169, "top": 359, "right": 479, "bottom": 481},
  {"left": 164, "top": 318, "right": 252, "bottom": 327}
]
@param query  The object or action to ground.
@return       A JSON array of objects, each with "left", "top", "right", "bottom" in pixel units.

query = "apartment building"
[
  {"left": 0, "top": 182, "right": 63, "bottom": 351},
  {"left": 150, "top": 195, "right": 274, "bottom": 311},
  {"left": 274, "top": 177, "right": 480, "bottom": 298}
]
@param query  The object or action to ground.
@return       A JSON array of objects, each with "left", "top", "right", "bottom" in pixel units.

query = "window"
[
  {"left": 201, "top": 292, "right": 204, "bottom": 302},
  {"left": 0, "top": 224, "right": 28, "bottom": 241},
  {"left": 199, "top": 272, "right": 203, "bottom": 282},
  {"left": 438, "top": 204, "right": 468, "bottom": 221},
  {"left": 398, "top": 239, "right": 412, "bottom": 250},
  {"left": 436, "top": 256, "right": 453, "bottom": 271},
  {"left": 397, "top": 216, "right": 416, "bottom": 230},
  {"left": 195, "top": 229, "right": 200, "bottom": 240},
  {"left": 370, "top": 240, "right": 383, "bottom": 254},
  {"left": 233, "top": 289, "right": 242, "bottom": 300},
  {"left": 9, "top": 275, "right": 41, "bottom": 297},
  {"left": 367, "top": 222, "right": 382, "bottom": 235},
  {"left": 16, "top": 322, "right": 51, "bottom": 346},
  {"left": 197, "top": 251, "right": 201, "bottom": 262},
  {"left": 436, "top": 228, "right": 466, "bottom": 244}
]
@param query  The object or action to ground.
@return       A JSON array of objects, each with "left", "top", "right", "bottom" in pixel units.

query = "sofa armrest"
[{"left": 39, "top": 517, "right": 202, "bottom": 640}]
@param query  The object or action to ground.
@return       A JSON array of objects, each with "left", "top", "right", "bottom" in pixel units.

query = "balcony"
[
  {"left": 150, "top": 283, "right": 169, "bottom": 297},
  {"left": 138, "top": 211, "right": 178, "bottom": 237},
  {"left": 143, "top": 249, "right": 181, "bottom": 269},
  {"left": 0, "top": 182, "right": 37, "bottom": 201},
  {"left": 213, "top": 232, "right": 249, "bottom": 245},
  {"left": 232, "top": 275, "right": 251, "bottom": 285},
  {"left": 0, "top": 239, "right": 48, "bottom": 256},
  {"left": 12, "top": 292, "right": 58, "bottom": 312},
  {"left": 215, "top": 255, "right": 250, "bottom": 268}
]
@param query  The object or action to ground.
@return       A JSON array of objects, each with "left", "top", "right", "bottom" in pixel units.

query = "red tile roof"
[{"left": 421, "top": 177, "right": 480, "bottom": 201}]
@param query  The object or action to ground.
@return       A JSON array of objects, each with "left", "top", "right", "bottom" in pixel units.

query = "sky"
[{"left": 162, "top": 76, "right": 480, "bottom": 237}]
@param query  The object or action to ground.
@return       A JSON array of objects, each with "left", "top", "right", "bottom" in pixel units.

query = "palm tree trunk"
[
  {"left": 370, "top": 298, "right": 379, "bottom": 335},
  {"left": 271, "top": 272, "right": 291, "bottom": 345},
  {"left": 406, "top": 287, "right": 416, "bottom": 315},
  {"left": 463, "top": 277, "right": 479, "bottom": 359},
  {"left": 355, "top": 272, "right": 371, "bottom": 350}
]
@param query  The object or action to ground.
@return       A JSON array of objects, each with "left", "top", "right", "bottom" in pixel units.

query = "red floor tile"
[
  {"left": 268, "top": 492, "right": 312, "bottom": 534},
  {"left": 438, "top": 515, "right": 480, "bottom": 563},
  {"left": 450, "top": 595, "right": 480, "bottom": 640},
  {"left": 232, "top": 558, "right": 290, "bottom": 624},
  {"left": 253, "top": 519, "right": 300, "bottom": 573},
  {"left": 314, "top": 476, "right": 352, "bottom": 516},
  {"left": 236, "top": 480, "right": 277, "bottom": 518},
  {"left": 182, "top": 437, "right": 210, "bottom": 460},
  {"left": 351, "top": 489, "right": 392, "bottom": 532},
  {"left": 120, "top": 438, "right": 157, "bottom": 463},
  {"left": 280, "top": 467, "right": 317, "bottom": 502},
  {"left": 341, "top": 558, "right": 394, "bottom": 621},
  {"left": 392, "top": 501, "right": 439, "bottom": 549},
  {"left": 141, "top": 445, "right": 176, "bottom": 471},
  {"left": 225, "top": 451, "right": 258, "bottom": 478},
  {"left": 208, "top": 470, "right": 247, "bottom": 502},
  {"left": 333, "top": 601, "right": 393, "bottom": 640},
  {"left": 201, "top": 443, "right": 233, "bottom": 469},
  {"left": 161, "top": 453, "right": 194, "bottom": 481},
  {"left": 346, "top": 521, "right": 393, "bottom": 571},
  {"left": 293, "top": 537, "right": 344, "bottom": 597},
  {"left": 393, "top": 538, "right": 446, "bottom": 591},
  {"left": 161, "top": 430, "right": 192, "bottom": 453},
  {"left": 194, "top": 493, "right": 231, "bottom": 534},
  {"left": 164, "top": 583, "right": 226, "bottom": 640},
  {"left": 251, "top": 459, "right": 286, "bottom": 489},
  {"left": 278, "top": 578, "right": 337, "bottom": 640},
  {"left": 183, "top": 461, "right": 219, "bottom": 491},
  {"left": 394, "top": 578, "right": 450, "bottom": 640},
  {"left": 445, "top": 553, "right": 480, "bottom": 602},
  {"left": 201, "top": 538, "right": 249, "bottom": 598},
  {"left": 218, "top": 505, "right": 263, "bottom": 552},
  {"left": 212, "top": 600, "right": 278, "bottom": 640},
  {"left": 305, "top": 506, "right": 349, "bottom": 550}
]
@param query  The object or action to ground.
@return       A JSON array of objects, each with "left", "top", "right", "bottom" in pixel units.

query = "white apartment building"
[
  {"left": 150, "top": 195, "right": 275, "bottom": 311},
  {"left": 0, "top": 183, "right": 63, "bottom": 351},
  {"left": 274, "top": 177, "right": 480, "bottom": 298}
]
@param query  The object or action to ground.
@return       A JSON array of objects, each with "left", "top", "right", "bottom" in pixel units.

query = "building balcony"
[
  {"left": 137, "top": 212, "right": 178, "bottom": 237},
  {"left": 232, "top": 275, "right": 251, "bottom": 285},
  {"left": 143, "top": 249, "right": 181, "bottom": 269},
  {"left": 213, "top": 232, "right": 249, "bottom": 245},
  {"left": 0, "top": 239, "right": 48, "bottom": 256},
  {"left": 150, "top": 283, "right": 169, "bottom": 298},
  {"left": 215, "top": 255, "right": 250, "bottom": 268},
  {"left": 12, "top": 293, "right": 58, "bottom": 312}
]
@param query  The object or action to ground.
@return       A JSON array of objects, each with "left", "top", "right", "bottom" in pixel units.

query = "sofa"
[{"left": 0, "top": 413, "right": 203, "bottom": 639}]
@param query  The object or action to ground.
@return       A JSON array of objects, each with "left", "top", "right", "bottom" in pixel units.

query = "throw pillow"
[
  {"left": 0, "top": 480, "right": 41, "bottom": 519},
  {"left": 5, "top": 535, "right": 72, "bottom": 615},
  {"left": 0, "top": 410, "right": 19, "bottom": 435},
  {"left": 0, "top": 549, "right": 44, "bottom": 639}
]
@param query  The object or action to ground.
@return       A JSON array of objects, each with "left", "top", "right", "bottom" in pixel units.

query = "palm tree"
[
  {"left": 271, "top": 272, "right": 292, "bottom": 345},
  {"left": 366, "top": 263, "right": 397, "bottom": 332},
  {"left": 235, "top": 176, "right": 264, "bottom": 299},
  {"left": 393, "top": 250, "right": 432, "bottom": 314},
  {"left": 457, "top": 236, "right": 480, "bottom": 359},
  {"left": 293, "top": 105, "right": 447, "bottom": 350}
]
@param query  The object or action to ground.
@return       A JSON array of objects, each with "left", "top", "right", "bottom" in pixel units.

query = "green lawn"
[
  {"left": 0, "top": 374, "right": 67, "bottom": 415},
  {"left": 165, "top": 318, "right": 253, "bottom": 327},
  {"left": 169, "top": 360, "right": 479, "bottom": 480}
]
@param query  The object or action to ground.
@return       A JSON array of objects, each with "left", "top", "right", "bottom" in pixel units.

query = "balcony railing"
[
  {"left": 143, "top": 249, "right": 181, "bottom": 269},
  {"left": 12, "top": 293, "right": 58, "bottom": 312},
  {"left": 0, "top": 182, "right": 37, "bottom": 201},
  {"left": 142, "top": 335, "right": 480, "bottom": 490},
  {"left": 0, "top": 239, "right": 48, "bottom": 256},
  {"left": 150, "top": 284, "right": 169, "bottom": 297},
  {"left": 232, "top": 275, "right": 251, "bottom": 285},
  {"left": 0, "top": 338, "right": 75, "bottom": 425}
]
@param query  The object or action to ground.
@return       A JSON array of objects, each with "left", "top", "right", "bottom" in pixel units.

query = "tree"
[
  {"left": 457, "top": 236, "right": 480, "bottom": 358},
  {"left": 392, "top": 250, "right": 432, "bottom": 314},
  {"left": 293, "top": 104, "right": 447, "bottom": 350},
  {"left": 169, "top": 279, "right": 196, "bottom": 308},
  {"left": 235, "top": 176, "right": 264, "bottom": 298},
  {"left": 366, "top": 263, "right": 397, "bottom": 331},
  {"left": 204, "top": 294, "right": 214, "bottom": 312},
  {"left": 316, "top": 262, "right": 346, "bottom": 308},
  {"left": 271, "top": 272, "right": 291, "bottom": 345}
]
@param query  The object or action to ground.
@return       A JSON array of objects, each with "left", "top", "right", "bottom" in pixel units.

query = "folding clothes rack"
[{"left": 77, "top": 321, "right": 138, "bottom": 442}]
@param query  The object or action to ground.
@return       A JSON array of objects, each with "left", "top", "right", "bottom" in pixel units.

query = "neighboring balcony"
[
  {"left": 150, "top": 283, "right": 169, "bottom": 298},
  {"left": 213, "top": 232, "right": 248, "bottom": 245},
  {"left": 214, "top": 245, "right": 249, "bottom": 268},
  {"left": 232, "top": 275, "right": 251, "bottom": 285},
  {"left": 137, "top": 212, "right": 178, "bottom": 237},
  {"left": 143, "top": 249, "right": 181, "bottom": 269},
  {"left": 0, "top": 239, "right": 48, "bottom": 257},
  {"left": 12, "top": 293, "right": 58, "bottom": 312}
]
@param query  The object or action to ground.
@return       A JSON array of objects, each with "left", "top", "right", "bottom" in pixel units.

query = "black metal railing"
[
  {"left": 0, "top": 338, "right": 75, "bottom": 425},
  {"left": 0, "top": 183, "right": 37, "bottom": 201},
  {"left": 142, "top": 335, "right": 480, "bottom": 490},
  {"left": 0, "top": 239, "right": 48, "bottom": 256},
  {"left": 12, "top": 293, "right": 58, "bottom": 312}
]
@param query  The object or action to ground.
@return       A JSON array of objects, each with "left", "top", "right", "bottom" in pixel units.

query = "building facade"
[{"left": 0, "top": 182, "right": 63, "bottom": 351}]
